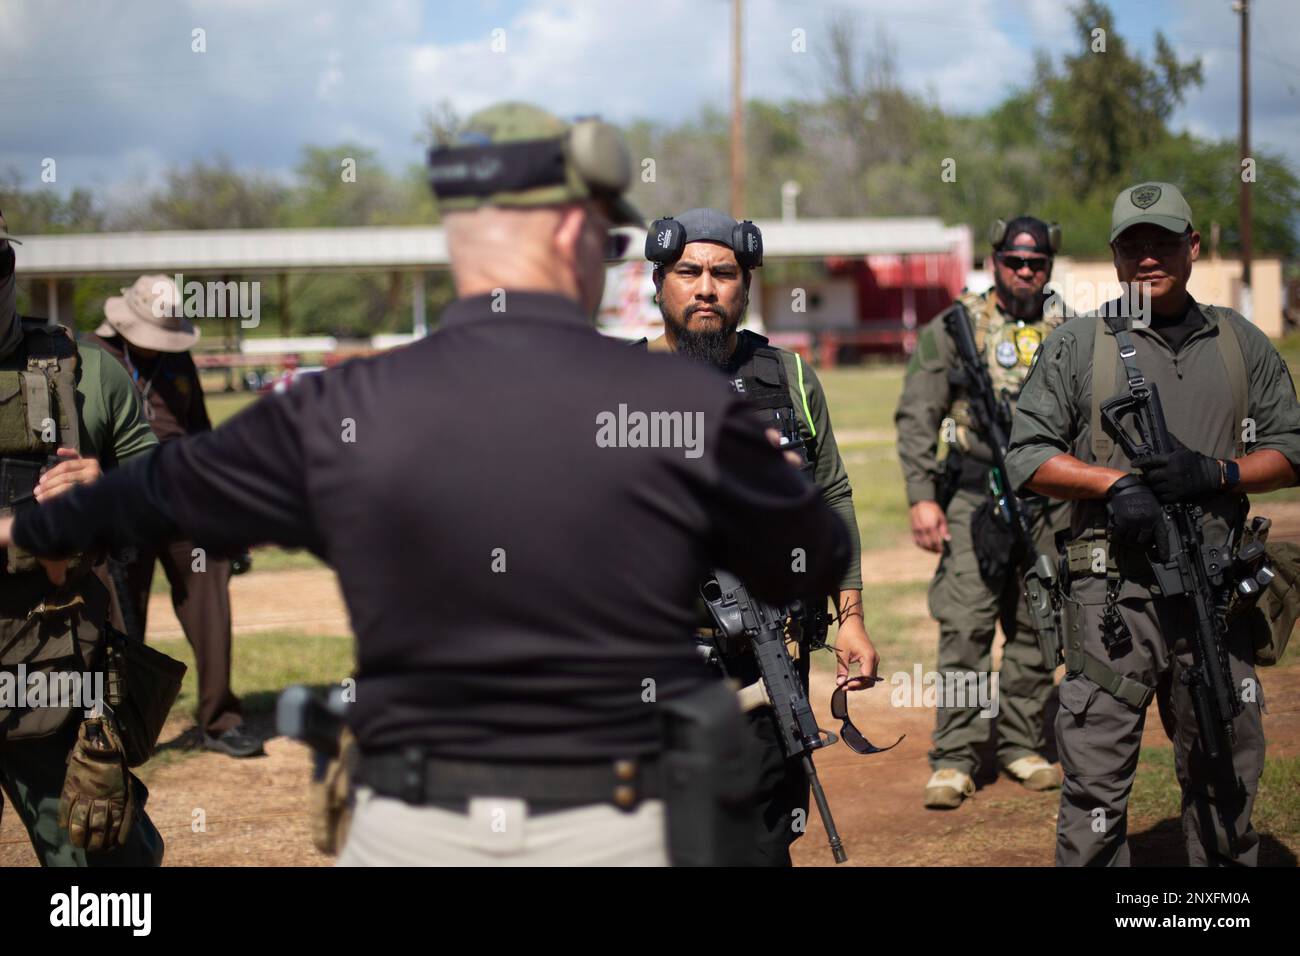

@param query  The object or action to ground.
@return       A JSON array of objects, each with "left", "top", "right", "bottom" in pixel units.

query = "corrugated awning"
[{"left": 13, "top": 217, "right": 965, "bottom": 278}]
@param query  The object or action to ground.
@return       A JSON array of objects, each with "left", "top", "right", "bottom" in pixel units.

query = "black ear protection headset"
[
  {"left": 644, "top": 217, "right": 764, "bottom": 269},
  {"left": 989, "top": 217, "right": 1062, "bottom": 256}
]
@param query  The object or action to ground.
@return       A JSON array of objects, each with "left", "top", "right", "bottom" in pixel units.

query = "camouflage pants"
[
  {"left": 927, "top": 488, "right": 1060, "bottom": 774},
  {"left": 1055, "top": 573, "right": 1264, "bottom": 866}
]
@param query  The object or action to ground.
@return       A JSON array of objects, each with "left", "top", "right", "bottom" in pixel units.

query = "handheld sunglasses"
[{"left": 831, "top": 676, "right": 905, "bottom": 755}]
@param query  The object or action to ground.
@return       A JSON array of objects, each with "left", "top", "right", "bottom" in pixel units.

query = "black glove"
[
  {"left": 1134, "top": 439, "right": 1221, "bottom": 504},
  {"left": 1106, "top": 474, "right": 1163, "bottom": 549}
]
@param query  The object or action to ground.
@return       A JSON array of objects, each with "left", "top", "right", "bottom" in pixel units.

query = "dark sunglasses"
[
  {"left": 997, "top": 253, "right": 1050, "bottom": 273},
  {"left": 830, "top": 676, "right": 904, "bottom": 756},
  {"left": 1112, "top": 233, "right": 1189, "bottom": 261},
  {"left": 604, "top": 231, "right": 633, "bottom": 262}
]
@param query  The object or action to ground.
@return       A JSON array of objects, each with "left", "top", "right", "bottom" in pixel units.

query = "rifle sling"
[{"left": 1091, "top": 310, "right": 1248, "bottom": 464}]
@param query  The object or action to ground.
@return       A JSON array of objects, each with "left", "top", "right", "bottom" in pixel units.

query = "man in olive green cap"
[
  {"left": 1006, "top": 181, "right": 1300, "bottom": 865},
  {"left": 3, "top": 104, "right": 852, "bottom": 867}
]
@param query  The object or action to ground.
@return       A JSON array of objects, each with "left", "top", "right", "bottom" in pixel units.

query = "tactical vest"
[
  {"left": 0, "top": 319, "right": 102, "bottom": 742},
  {"left": 949, "top": 289, "right": 1062, "bottom": 456},
  {"left": 727, "top": 340, "right": 817, "bottom": 471}
]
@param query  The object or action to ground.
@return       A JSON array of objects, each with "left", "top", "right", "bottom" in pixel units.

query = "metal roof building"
[{"left": 12, "top": 218, "right": 971, "bottom": 340}]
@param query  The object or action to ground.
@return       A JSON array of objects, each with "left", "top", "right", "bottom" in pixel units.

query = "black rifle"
[
  {"left": 1100, "top": 381, "right": 1246, "bottom": 856},
  {"left": 943, "top": 302, "right": 1061, "bottom": 665},
  {"left": 701, "top": 569, "right": 847, "bottom": 863}
]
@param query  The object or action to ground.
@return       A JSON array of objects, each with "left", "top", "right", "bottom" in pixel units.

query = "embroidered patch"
[
  {"left": 1015, "top": 327, "right": 1043, "bottom": 366},
  {"left": 1130, "top": 184, "right": 1161, "bottom": 209}
]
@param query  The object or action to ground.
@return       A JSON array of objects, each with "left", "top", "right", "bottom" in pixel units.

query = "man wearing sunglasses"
[
  {"left": 895, "top": 216, "right": 1068, "bottom": 810},
  {"left": 0, "top": 104, "right": 852, "bottom": 867},
  {"left": 1006, "top": 181, "right": 1300, "bottom": 865}
]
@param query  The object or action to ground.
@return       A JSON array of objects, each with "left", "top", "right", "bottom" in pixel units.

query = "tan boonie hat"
[
  {"left": 1110, "top": 181, "right": 1194, "bottom": 242},
  {"left": 427, "top": 102, "right": 643, "bottom": 227},
  {"left": 96, "top": 274, "right": 201, "bottom": 352}
]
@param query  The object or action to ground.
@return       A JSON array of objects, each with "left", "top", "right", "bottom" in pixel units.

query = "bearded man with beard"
[
  {"left": 640, "top": 208, "right": 878, "bottom": 866},
  {"left": 894, "top": 216, "right": 1070, "bottom": 810}
]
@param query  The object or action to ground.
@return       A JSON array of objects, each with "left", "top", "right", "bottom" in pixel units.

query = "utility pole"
[
  {"left": 730, "top": 0, "right": 745, "bottom": 219},
  {"left": 1237, "top": 0, "right": 1252, "bottom": 304}
]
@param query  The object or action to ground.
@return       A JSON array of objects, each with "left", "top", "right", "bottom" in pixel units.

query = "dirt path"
[
  {"left": 794, "top": 664, "right": 1300, "bottom": 867},
  {"left": 5, "top": 504, "right": 1300, "bottom": 867},
  {"left": 146, "top": 567, "right": 352, "bottom": 641}
]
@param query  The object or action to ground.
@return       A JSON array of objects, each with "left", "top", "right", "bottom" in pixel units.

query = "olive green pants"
[
  {"left": 927, "top": 488, "right": 1061, "bottom": 775},
  {"left": 0, "top": 716, "right": 163, "bottom": 867},
  {"left": 1055, "top": 574, "right": 1264, "bottom": 866}
]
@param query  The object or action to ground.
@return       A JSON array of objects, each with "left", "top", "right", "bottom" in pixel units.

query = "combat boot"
[
  {"left": 923, "top": 768, "right": 974, "bottom": 809},
  {"left": 1003, "top": 755, "right": 1062, "bottom": 791}
]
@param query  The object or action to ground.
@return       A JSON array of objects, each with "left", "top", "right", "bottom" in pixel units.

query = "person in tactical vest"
[
  {"left": 894, "top": 217, "right": 1069, "bottom": 809},
  {"left": 641, "top": 207, "right": 878, "bottom": 866},
  {"left": 0, "top": 107, "right": 851, "bottom": 866},
  {"left": 1005, "top": 182, "right": 1300, "bottom": 865},
  {"left": 90, "top": 275, "right": 261, "bottom": 759},
  {"left": 0, "top": 209, "right": 165, "bottom": 866}
]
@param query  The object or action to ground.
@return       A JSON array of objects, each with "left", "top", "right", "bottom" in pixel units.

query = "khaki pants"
[
  {"left": 927, "top": 488, "right": 1063, "bottom": 774},
  {"left": 337, "top": 788, "right": 670, "bottom": 866}
]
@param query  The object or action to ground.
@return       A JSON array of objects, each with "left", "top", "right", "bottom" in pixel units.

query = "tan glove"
[
  {"left": 310, "top": 727, "right": 356, "bottom": 855},
  {"left": 58, "top": 717, "right": 136, "bottom": 852}
]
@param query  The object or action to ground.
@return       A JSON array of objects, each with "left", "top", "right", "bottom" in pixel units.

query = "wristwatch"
[{"left": 1219, "top": 459, "right": 1241, "bottom": 489}]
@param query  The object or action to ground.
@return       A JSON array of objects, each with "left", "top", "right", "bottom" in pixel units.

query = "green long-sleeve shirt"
[
  {"left": 74, "top": 338, "right": 159, "bottom": 465},
  {"left": 648, "top": 331, "right": 863, "bottom": 591}
]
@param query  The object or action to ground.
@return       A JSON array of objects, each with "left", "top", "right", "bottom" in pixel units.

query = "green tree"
[
  {"left": 116, "top": 156, "right": 289, "bottom": 230},
  {"left": 1038, "top": 0, "right": 1202, "bottom": 196}
]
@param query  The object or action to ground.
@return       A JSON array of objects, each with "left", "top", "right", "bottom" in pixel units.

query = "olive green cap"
[
  {"left": 428, "top": 102, "right": 642, "bottom": 226},
  {"left": 1110, "top": 181, "right": 1194, "bottom": 242}
]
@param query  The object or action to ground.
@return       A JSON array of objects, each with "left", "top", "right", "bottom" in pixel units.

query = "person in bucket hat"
[{"left": 90, "top": 275, "right": 261, "bottom": 759}]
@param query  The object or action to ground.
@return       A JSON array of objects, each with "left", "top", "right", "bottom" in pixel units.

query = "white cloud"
[{"left": 1, "top": 0, "right": 1294, "bottom": 199}]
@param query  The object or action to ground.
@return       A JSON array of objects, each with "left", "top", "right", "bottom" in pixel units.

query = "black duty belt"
[{"left": 357, "top": 751, "right": 662, "bottom": 815}]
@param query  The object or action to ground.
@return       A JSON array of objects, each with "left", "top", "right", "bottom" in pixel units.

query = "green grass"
[
  {"left": 818, "top": 366, "right": 914, "bottom": 549},
  {"left": 812, "top": 579, "right": 934, "bottom": 675},
  {"left": 815, "top": 366, "right": 907, "bottom": 436},
  {"left": 137, "top": 630, "right": 354, "bottom": 780},
  {"left": 205, "top": 390, "right": 260, "bottom": 426},
  {"left": 1256, "top": 754, "right": 1300, "bottom": 842},
  {"left": 164, "top": 630, "right": 354, "bottom": 721},
  {"left": 1130, "top": 745, "right": 1300, "bottom": 852},
  {"left": 146, "top": 544, "right": 327, "bottom": 594}
]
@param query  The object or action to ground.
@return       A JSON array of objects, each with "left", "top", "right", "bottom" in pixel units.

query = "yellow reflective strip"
[{"left": 795, "top": 353, "right": 816, "bottom": 439}]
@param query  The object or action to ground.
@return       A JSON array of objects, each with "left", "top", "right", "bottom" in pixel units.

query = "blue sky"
[{"left": 1, "top": 0, "right": 1295, "bottom": 203}]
